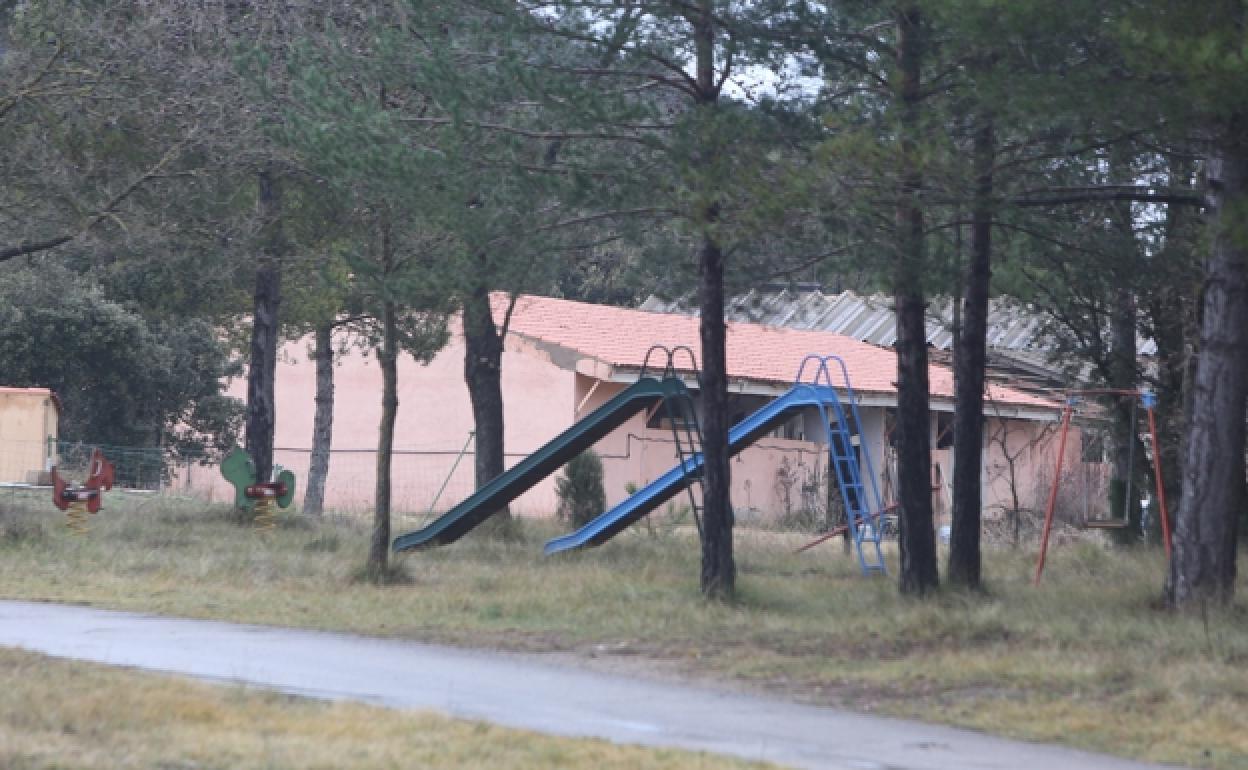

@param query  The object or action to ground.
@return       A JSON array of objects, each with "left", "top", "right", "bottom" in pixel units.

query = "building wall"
[
  {"left": 184, "top": 326, "right": 578, "bottom": 515},
  {"left": 980, "top": 416, "right": 1115, "bottom": 524},
  {"left": 981, "top": 415, "right": 1065, "bottom": 519},
  {"left": 176, "top": 325, "right": 1061, "bottom": 529},
  {"left": 0, "top": 390, "right": 58, "bottom": 484}
]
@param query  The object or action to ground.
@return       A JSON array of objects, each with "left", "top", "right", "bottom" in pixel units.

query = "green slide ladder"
[{"left": 648, "top": 345, "right": 706, "bottom": 537}]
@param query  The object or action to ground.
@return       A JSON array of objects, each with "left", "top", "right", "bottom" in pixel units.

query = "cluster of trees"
[{"left": 3, "top": 0, "right": 1243, "bottom": 606}]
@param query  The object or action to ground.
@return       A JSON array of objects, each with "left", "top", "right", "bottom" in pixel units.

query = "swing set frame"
[{"left": 1033, "top": 389, "right": 1173, "bottom": 586}]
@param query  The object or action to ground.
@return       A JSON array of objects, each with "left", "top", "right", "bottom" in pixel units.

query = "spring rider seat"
[{"left": 220, "top": 447, "right": 296, "bottom": 530}]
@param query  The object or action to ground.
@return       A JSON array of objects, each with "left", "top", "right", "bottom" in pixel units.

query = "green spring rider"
[{"left": 220, "top": 447, "right": 296, "bottom": 530}]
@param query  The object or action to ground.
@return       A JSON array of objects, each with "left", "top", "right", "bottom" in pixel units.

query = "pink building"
[{"left": 191, "top": 295, "right": 1062, "bottom": 524}]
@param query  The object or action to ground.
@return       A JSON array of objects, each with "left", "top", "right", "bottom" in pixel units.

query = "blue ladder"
[{"left": 796, "top": 356, "right": 887, "bottom": 576}]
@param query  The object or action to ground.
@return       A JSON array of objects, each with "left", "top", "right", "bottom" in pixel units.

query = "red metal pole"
[
  {"left": 1146, "top": 405, "right": 1172, "bottom": 561},
  {"left": 1062, "top": 388, "right": 1140, "bottom": 396},
  {"left": 1034, "top": 403, "right": 1074, "bottom": 586}
]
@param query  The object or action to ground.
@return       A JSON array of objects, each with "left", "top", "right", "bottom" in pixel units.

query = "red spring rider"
[{"left": 51, "top": 448, "right": 115, "bottom": 534}]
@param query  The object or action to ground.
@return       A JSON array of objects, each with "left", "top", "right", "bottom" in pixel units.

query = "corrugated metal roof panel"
[{"left": 639, "top": 289, "right": 1155, "bottom": 362}]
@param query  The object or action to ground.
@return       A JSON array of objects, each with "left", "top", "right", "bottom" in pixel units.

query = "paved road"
[{"left": 0, "top": 600, "right": 1178, "bottom": 770}]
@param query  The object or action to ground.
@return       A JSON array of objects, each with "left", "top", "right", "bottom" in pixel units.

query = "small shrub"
[
  {"left": 555, "top": 450, "right": 607, "bottom": 528},
  {"left": 776, "top": 504, "right": 822, "bottom": 534}
]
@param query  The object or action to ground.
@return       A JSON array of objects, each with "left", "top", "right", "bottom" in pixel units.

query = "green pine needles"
[{"left": 555, "top": 450, "right": 607, "bottom": 528}]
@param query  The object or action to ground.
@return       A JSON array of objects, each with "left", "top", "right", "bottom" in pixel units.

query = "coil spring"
[
  {"left": 65, "top": 501, "right": 90, "bottom": 535},
  {"left": 253, "top": 497, "right": 278, "bottom": 532}
]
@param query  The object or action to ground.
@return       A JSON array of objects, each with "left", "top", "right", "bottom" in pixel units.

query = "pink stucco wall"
[
  {"left": 186, "top": 323, "right": 578, "bottom": 515},
  {"left": 981, "top": 418, "right": 1111, "bottom": 523},
  {"left": 179, "top": 323, "right": 1070, "bottom": 528}
]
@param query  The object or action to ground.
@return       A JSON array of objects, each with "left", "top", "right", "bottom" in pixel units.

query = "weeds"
[
  {"left": 0, "top": 505, "right": 48, "bottom": 545},
  {"left": 0, "top": 489, "right": 1243, "bottom": 768},
  {"left": 350, "top": 560, "right": 414, "bottom": 586}
]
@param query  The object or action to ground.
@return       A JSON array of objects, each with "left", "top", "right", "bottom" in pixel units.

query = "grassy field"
[
  {"left": 1, "top": 489, "right": 1246, "bottom": 769},
  {"left": 0, "top": 646, "right": 771, "bottom": 769}
]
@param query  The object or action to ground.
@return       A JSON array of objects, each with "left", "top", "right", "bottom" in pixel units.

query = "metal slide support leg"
[
  {"left": 1034, "top": 403, "right": 1074, "bottom": 586},
  {"left": 1145, "top": 402, "right": 1173, "bottom": 561}
]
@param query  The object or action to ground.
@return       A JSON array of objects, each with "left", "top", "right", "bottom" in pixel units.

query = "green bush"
[{"left": 556, "top": 450, "right": 607, "bottom": 528}]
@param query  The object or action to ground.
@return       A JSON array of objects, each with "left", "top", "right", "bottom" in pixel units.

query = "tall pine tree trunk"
[
  {"left": 893, "top": 4, "right": 938, "bottom": 596},
  {"left": 948, "top": 115, "right": 993, "bottom": 589},
  {"left": 1107, "top": 149, "right": 1143, "bottom": 543},
  {"left": 1166, "top": 118, "right": 1248, "bottom": 607},
  {"left": 691, "top": 0, "right": 734, "bottom": 599},
  {"left": 245, "top": 169, "right": 283, "bottom": 486},
  {"left": 370, "top": 300, "right": 398, "bottom": 576},
  {"left": 462, "top": 282, "right": 509, "bottom": 523},
  {"left": 1108, "top": 287, "right": 1142, "bottom": 542},
  {"left": 304, "top": 321, "right": 335, "bottom": 516},
  {"left": 369, "top": 222, "right": 399, "bottom": 578},
  {"left": 699, "top": 230, "right": 734, "bottom": 598}
]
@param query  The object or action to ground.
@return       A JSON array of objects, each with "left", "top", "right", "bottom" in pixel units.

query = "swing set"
[{"left": 1033, "top": 389, "right": 1173, "bottom": 585}]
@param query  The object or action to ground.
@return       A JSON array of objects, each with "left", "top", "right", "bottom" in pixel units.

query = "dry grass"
[
  {"left": 0, "top": 646, "right": 771, "bottom": 769},
  {"left": 1, "top": 489, "right": 1247, "bottom": 769}
]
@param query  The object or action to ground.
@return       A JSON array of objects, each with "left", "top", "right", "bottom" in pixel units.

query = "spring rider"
[
  {"left": 220, "top": 447, "right": 296, "bottom": 530},
  {"left": 51, "top": 448, "right": 115, "bottom": 534}
]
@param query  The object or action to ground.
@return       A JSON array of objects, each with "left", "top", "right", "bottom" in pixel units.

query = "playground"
[
  {"left": 8, "top": 1, "right": 1248, "bottom": 765},
  {"left": 3, "top": 346, "right": 1245, "bottom": 768},
  {"left": 0, "top": 485, "right": 1244, "bottom": 768}
]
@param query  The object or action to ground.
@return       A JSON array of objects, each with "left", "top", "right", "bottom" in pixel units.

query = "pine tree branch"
[
  {"left": 1010, "top": 185, "right": 1203, "bottom": 207},
  {"left": 397, "top": 116, "right": 657, "bottom": 145},
  {"left": 761, "top": 241, "right": 865, "bottom": 282},
  {"left": 499, "top": 291, "right": 521, "bottom": 340},
  {"left": 0, "top": 43, "right": 66, "bottom": 122},
  {"left": 0, "top": 132, "right": 195, "bottom": 264},
  {"left": 536, "top": 206, "right": 675, "bottom": 232},
  {"left": 0, "top": 234, "right": 76, "bottom": 263},
  {"left": 510, "top": 9, "right": 701, "bottom": 95}
]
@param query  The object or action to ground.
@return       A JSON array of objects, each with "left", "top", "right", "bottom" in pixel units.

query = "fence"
[
  {"left": 0, "top": 434, "right": 842, "bottom": 530},
  {"left": 1, "top": 439, "right": 176, "bottom": 490}
]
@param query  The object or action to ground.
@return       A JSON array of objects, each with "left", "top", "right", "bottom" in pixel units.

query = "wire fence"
[{"left": 0, "top": 434, "right": 845, "bottom": 532}]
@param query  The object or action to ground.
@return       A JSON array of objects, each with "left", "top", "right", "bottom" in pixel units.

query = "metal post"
[
  {"left": 1034, "top": 400, "right": 1075, "bottom": 586},
  {"left": 1142, "top": 392, "right": 1172, "bottom": 560},
  {"left": 426, "top": 431, "right": 474, "bottom": 516}
]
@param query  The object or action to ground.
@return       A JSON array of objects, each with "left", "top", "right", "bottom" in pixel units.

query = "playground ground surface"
[{"left": 0, "top": 490, "right": 1245, "bottom": 769}]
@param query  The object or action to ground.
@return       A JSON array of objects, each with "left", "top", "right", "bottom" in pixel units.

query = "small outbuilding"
[{"left": 0, "top": 387, "right": 60, "bottom": 484}]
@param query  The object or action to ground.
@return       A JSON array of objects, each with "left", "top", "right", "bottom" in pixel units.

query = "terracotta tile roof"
[{"left": 495, "top": 294, "right": 1058, "bottom": 412}]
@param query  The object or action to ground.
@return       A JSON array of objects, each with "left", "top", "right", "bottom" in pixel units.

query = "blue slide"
[{"left": 544, "top": 383, "right": 852, "bottom": 555}]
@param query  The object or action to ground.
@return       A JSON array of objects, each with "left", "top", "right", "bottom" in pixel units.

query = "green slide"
[{"left": 392, "top": 376, "right": 684, "bottom": 551}]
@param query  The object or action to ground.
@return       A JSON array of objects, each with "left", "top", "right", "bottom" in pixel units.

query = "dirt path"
[{"left": 0, "top": 600, "right": 1179, "bottom": 770}]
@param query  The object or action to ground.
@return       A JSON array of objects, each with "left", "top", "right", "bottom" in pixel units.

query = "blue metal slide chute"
[
  {"left": 542, "top": 385, "right": 825, "bottom": 555},
  {"left": 392, "top": 377, "right": 682, "bottom": 552}
]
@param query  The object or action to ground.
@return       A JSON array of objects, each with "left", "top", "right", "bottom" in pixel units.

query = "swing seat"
[{"left": 1084, "top": 518, "right": 1129, "bottom": 529}]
